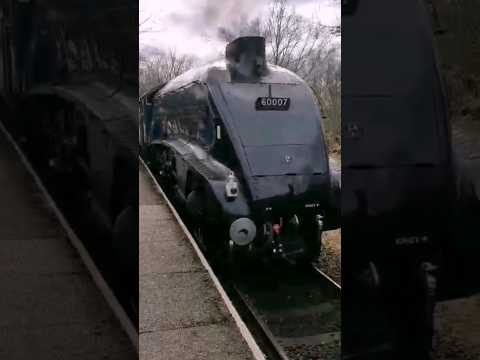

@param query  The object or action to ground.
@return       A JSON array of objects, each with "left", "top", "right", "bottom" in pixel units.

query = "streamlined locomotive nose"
[{"left": 243, "top": 145, "right": 325, "bottom": 176}]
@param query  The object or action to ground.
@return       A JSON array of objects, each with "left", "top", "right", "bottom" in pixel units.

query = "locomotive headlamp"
[
  {"left": 225, "top": 172, "right": 239, "bottom": 199},
  {"left": 230, "top": 218, "right": 257, "bottom": 246}
]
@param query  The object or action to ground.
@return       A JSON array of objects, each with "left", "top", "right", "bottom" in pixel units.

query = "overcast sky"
[{"left": 140, "top": 0, "right": 340, "bottom": 62}]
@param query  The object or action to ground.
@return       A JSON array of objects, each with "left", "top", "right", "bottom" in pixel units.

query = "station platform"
[
  {"left": 139, "top": 164, "right": 261, "bottom": 360},
  {"left": 0, "top": 127, "right": 135, "bottom": 359}
]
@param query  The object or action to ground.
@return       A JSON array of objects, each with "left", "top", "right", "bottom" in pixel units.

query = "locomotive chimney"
[{"left": 225, "top": 36, "right": 267, "bottom": 82}]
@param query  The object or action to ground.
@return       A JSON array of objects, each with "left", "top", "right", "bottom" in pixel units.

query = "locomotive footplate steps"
[
  {"left": 139, "top": 162, "right": 263, "bottom": 360},
  {"left": 0, "top": 125, "right": 135, "bottom": 358}
]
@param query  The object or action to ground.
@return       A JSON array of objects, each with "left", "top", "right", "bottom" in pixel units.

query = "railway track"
[{"left": 228, "top": 264, "right": 341, "bottom": 360}]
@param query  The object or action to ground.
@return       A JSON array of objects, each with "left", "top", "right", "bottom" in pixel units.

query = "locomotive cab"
[{"left": 140, "top": 36, "right": 340, "bottom": 264}]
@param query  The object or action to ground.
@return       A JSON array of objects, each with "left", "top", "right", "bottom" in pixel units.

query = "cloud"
[
  {"left": 201, "top": 0, "right": 262, "bottom": 27},
  {"left": 139, "top": 45, "right": 165, "bottom": 59},
  {"left": 140, "top": 0, "right": 339, "bottom": 61}
]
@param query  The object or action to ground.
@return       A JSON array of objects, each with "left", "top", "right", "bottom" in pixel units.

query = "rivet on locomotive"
[{"left": 140, "top": 36, "right": 341, "bottom": 264}]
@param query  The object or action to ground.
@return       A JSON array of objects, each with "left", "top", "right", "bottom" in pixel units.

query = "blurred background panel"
[
  {"left": 0, "top": 0, "right": 139, "bottom": 353},
  {"left": 342, "top": 1, "right": 480, "bottom": 359}
]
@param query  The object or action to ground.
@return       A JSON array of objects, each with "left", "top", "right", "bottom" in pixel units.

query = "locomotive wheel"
[
  {"left": 193, "top": 222, "right": 228, "bottom": 262},
  {"left": 297, "top": 221, "right": 322, "bottom": 266},
  {"left": 387, "top": 261, "right": 436, "bottom": 360},
  {"left": 188, "top": 188, "right": 215, "bottom": 254},
  {"left": 226, "top": 241, "right": 252, "bottom": 278},
  {"left": 297, "top": 249, "right": 321, "bottom": 268},
  {"left": 411, "top": 261, "right": 436, "bottom": 360},
  {"left": 192, "top": 223, "right": 209, "bottom": 254},
  {"left": 154, "top": 148, "right": 176, "bottom": 188},
  {"left": 192, "top": 221, "right": 245, "bottom": 279}
]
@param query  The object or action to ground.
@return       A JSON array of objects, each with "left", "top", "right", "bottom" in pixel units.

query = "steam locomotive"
[
  {"left": 343, "top": 0, "right": 479, "bottom": 358},
  {"left": 140, "top": 36, "right": 340, "bottom": 264}
]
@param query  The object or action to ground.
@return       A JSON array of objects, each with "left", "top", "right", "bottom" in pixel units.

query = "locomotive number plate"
[
  {"left": 255, "top": 97, "right": 290, "bottom": 111},
  {"left": 395, "top": 235, "right": 429, "bottom": 246}
]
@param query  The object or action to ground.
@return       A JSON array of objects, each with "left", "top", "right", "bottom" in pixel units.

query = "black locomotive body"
[{"left": 140, "top": 37, "right": 340, "bottom": 262}]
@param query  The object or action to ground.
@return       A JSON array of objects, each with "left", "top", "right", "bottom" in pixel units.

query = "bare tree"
[
  {"left": 139, "top": 49, "right": 197, "bottom": 95},
  {"left": 261, "top": 0, "right": 341, "bottom": 147},
  {"left": 310, "top": 49, "right": 341, "bottom": 134},
  {"left": 433, "top": 0, "right": 480, "bottom": 107},
  {"left": 265, "top": 0, "right": 310, "bottom": 71},
  {"left": 263, "top": 0, "right": 337, "bottom": 78}
]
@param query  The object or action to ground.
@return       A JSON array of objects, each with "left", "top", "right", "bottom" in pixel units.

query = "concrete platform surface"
[
  {"left": 0, "top": 130, "right": 135, "bottom": 359},
  {"left": 139, "top": 165, "right": 256, "bottom": 360}
]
